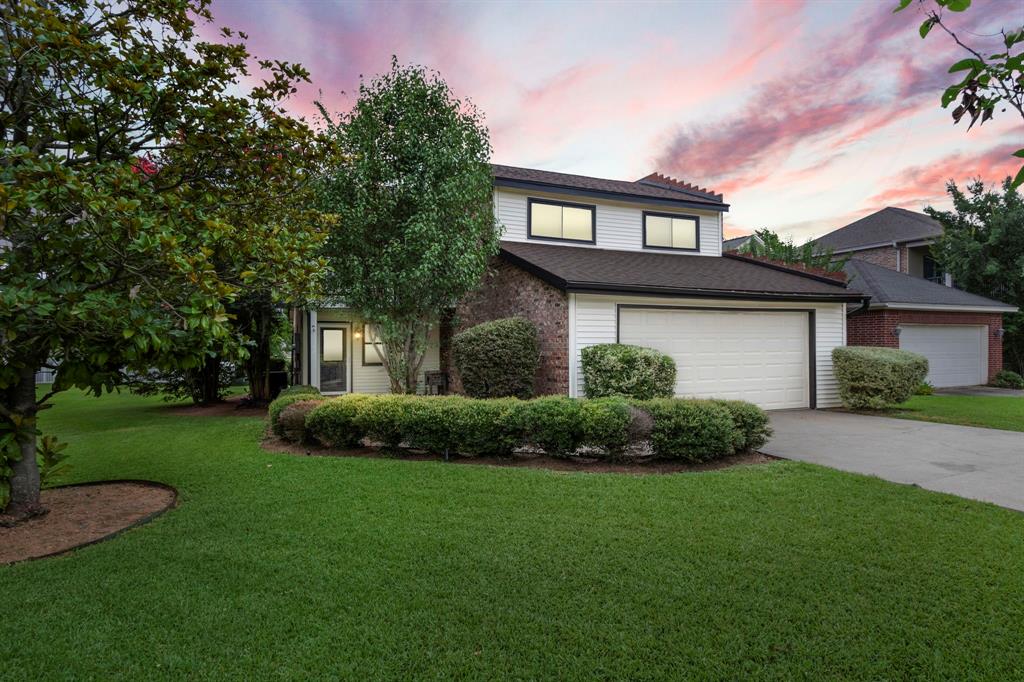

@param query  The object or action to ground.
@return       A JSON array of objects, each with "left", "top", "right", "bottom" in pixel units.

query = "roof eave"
[
  {"left": 493, "top": 178, "right": 730, "bottom": 212},
  {"left": 868, "top": 302, "right": 1018, "bottom": 314}
]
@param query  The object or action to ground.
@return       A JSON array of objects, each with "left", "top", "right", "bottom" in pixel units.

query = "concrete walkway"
[{"left": 764, "top": 410, "right": 1024, "bottom": 512}]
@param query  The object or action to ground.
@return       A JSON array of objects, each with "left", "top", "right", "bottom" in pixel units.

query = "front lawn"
[
  {"left": 893, "top": 394, "right": 1024, "bottom": 432},
  {"left": 1, "top": 390, "right": 1023, "bottom": 679}
]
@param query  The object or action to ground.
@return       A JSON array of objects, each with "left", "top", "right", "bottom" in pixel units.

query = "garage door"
[
  {"left": 618, "top": 307, "right": 810, "bottom": 410},
  {"left": 899, "top": 325, "right": 987, "bottom": 388}
]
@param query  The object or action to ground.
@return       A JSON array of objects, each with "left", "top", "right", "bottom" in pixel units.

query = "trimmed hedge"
[
  {"left": 278, "top": 400, "right": 323, "bottom": 444},
  {"left": 991, "top": 370, "right": 1024, "bottom": 390},
  {"left": 295, "top": 393, "right": 768, "bottom": 462},
  {"left": 581, "top": 344, "right": 676, "bottom": 400},
  {"left": 278, "top": 385, "right": 321, "bottom": 399},
  {"left": 268, "top": 392, "right": 325, "bottom": 437},
  {"left": 832, "top": 346, "right": 928, "bottom": 410},
  {"left": 451, "top": 317, "right": 540, "bottom": 399}
]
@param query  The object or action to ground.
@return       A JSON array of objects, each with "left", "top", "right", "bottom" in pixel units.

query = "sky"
[{"left": 203, "top": 0, "right": 1023, "bottom": 243}]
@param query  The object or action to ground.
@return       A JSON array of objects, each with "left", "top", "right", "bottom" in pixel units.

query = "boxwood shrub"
[
  {"left": 268, "top": 392, "right": 325, "bottom": 437},
  {"left": 579, "top": 397, "right": 634, "bottom": 458},
  {"left": 305, "top": 395, "right": 373, "bottom": 448},
  {"left": 832, "top": 346, "right": 928, "bottom": 410},
  {"left": 991, "top": 369, "right": 1024, "bottom": 390},
  {"left": 277, "top": 400, "right": 323, "bottom": 444},
  {"left": 451, "top": 317, "right": 540, "bottom": 399},
  {"left": 518, "top": 396, "right": 584, "bottom": 456},
  {"left": 581, "top": 344, "right": 676, "bottom": 400},
  {"left": 711, "top": 399, "right": 773, "bottom": 452},
  {"left": 278, "top": 384, "right": 321, "bottom": 399},
  {"left": 637, "top": 399, "right": 737, "bottom": 462}
]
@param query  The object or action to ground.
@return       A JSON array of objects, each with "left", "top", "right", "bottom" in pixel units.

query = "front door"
[{"left": 319, "top": 326, "right": 349, "bottom": 393}]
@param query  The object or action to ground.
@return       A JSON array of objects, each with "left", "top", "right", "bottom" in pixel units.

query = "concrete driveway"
[{"left": 764, "top": 410, "right": 1024, "bottom": 512}]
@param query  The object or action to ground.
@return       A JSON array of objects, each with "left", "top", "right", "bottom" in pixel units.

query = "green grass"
[
  {"left": 2, "top": 390, "right": 1023, "bottom": 679},
  {"left": 893, "top": 394, "right": 1024, "bottom": 432}
]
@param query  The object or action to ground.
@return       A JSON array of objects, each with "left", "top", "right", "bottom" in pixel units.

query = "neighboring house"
[
  {"left": 721, "top": 233, "right": 762, "bottom": 252},
  {"left": 812, "top": 207, "right": 1017, "bottom": 387},
  {"left": 295, "top": 165, "right": 866, "bottom": 409},
  {"left": 843, "top": 260, "right": 1016, "bottom": 387},
  {"left": 811, "top": 207, "right": 950, "bottom": 284}
]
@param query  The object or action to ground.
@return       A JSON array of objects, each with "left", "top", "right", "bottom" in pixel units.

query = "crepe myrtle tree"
[
  {"left": 315, "top": 58, "right": 499, "bottom": 394},
  {"left": 0, "top": 0, "right": 329, "bottom": 516}
]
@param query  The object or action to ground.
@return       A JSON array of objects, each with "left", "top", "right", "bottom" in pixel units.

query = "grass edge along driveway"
[{"left": 892, "top": 394, "right": 1024, "bottom": 432}]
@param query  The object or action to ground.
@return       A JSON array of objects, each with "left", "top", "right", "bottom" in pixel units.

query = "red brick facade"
[
  {"left": 847, "top": 309, "right": 1005, "bottom": 380},
  {"left": 846, "top": 245, "right": 900, "bottom": 271},
  {"left": 447, "top": 259, "right": 569, "bottom": 395}
]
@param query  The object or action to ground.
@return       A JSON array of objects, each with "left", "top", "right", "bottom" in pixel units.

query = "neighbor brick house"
[
  {"left": 295, "top": 165, "right": 867, "bottom": 410},
  {"left": 811, "top": 209, "right": 1017, "bottom": 387}
]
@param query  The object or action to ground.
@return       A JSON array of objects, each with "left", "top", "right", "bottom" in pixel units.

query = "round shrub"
[
  {"left": 711, "top": 400, "right": 772, "bottom": 452},
  {"left": 269, "top": 393, "right": 324, "bottom": 437},
  {"left": 278, "top": 384, "right": 321, "bottom": 399},
  {"left": 305, "top": 395, "right": 373, "bottom": 448},
  {"left": 832, "top": 346, "right": 928, "bottom": 410},
  {"left": 991, "top": 370, "right": 1024, "bottom": 390},
  {"left": 452, "top": 317, "right": 539, "bottom": 399},
  {"left": 638, "top": 399, "right": 738, "bottom": 462},
  {"left": 278, "top": 400, "right": 323, "bottom": 444},
  {"left": 517, "top": 396, "right": 584, "bottom": 456},
  {"left": 581, "top": 344, "right": 676, "bottom": 400}
]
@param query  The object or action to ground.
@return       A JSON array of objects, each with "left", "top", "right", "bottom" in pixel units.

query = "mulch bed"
[
  {"left": 0, "top": 481, "right": 177, "bottom": 565},
  {"left": 262, "top": 436, "right": 777, "bottom": 474},
  {"left": 166, "top": 394, "right": 267, "bottom": 417}
]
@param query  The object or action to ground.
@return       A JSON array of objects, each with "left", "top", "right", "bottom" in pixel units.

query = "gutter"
[
  {"left": 867, "top": 302, "right": 1019, "bottom": 314},
  {"left": 846, "top": 296, "right": 873, "bottom": 317},
  {"left": 493, "top": 178, "right": 730, "bottom": 213}
]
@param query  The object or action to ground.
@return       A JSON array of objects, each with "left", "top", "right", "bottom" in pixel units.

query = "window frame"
[
  {"left": 642, "top": 210, "right": 701, "bottom": 252},
  {"left": 361, "top": 323, "right": 384, "bottom": 366},
  {"left": 526, "top": 197, "right": 597, "bottom": 244}
]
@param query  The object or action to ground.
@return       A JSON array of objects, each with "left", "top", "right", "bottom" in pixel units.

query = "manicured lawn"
[
  {"left": 893, "top": 394, "right": 1024, "bottom": 432},
  {"left": 2, "top": 390, "right": 1023, "bottom": 679}
]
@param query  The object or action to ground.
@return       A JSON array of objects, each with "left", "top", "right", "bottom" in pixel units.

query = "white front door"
[
  {"left": 618, "top": 307, "right": 810, "bottom": 410},
  {"left": 899, "top": 324, "right": 987, "bottom": 387},
  {"left": 317, "top": 323, "right": 352, "bottom": 394}
]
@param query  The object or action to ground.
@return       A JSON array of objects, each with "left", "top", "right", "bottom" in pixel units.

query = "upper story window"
[
  {"left": 923, "top": 253, "right": 945, "bottom": 284},
  {"left": 528, "top": 198, "right": 595, "bottom": 243},
  {"left": 643, "top": 211, "right": 700, "bottom": 251}
]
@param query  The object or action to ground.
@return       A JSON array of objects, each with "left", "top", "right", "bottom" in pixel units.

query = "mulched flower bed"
[
  {"left": 0, "top": 481, "right": 177, "bottom": 565},
  {"left": 262, "top": 436, "right": 777, "bottom": 475}
]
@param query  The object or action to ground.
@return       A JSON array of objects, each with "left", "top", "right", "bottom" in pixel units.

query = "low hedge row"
[
  {"left": 289, "top": 393, "right": 771, "bottom": 463},
  {"left": 269, "top": 386, "right": 324, "bottom": 436}
]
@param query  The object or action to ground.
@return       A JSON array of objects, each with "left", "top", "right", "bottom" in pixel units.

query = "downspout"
[{"left": 847, "top": 296, "right": 871, "bottom": 317}]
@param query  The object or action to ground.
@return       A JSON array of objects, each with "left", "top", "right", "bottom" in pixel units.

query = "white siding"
[
  {"left": 496, "top": 188, "right": 722, "bottom": 257},
  {"left": 312, "top": 308, "right": 440, "bottom": 394},
  {"left": 571, "top": 294, "right": 847, "bottom": 408}
]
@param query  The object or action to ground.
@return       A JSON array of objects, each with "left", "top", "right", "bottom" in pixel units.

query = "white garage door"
[
  {"left": 899, "top": 325, "right": 987, "bottom": 388},
  {"left": 618, "top": 307, "right": 810, "bottom": 410}
]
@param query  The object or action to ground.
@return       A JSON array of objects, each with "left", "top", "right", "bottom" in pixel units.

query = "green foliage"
[
  {"left": 0, "top": 0, "right": 330, "bottom": 510},
  {"left": 278, "top": 385, "right": 323, "bottom": 399},
  {"left": 895, "top": 0, "right": 1024, "bottom": 185},
  {"left": 581, "top": 344, "right": 677, "bottom": 400},
  {"left": 452, "top": 318, "right": 540, "bottom": 399},
  {"left": 927, "top": 180, "right": 1024, "bottom": 374},
  {"left": 127, "top": 362, "right": 241, "bottom": 404},
  {"left": 915, "top": 382, "right": 936, "bottom": 396},
  {"left": 357, "top": 395, "right": 419, "bottom": 448},
  {"left": 401, "top": 396, "right": 522, "bottom": 457},
  {"left": 711, "top": 400, "right": 774, "bottom": 452},
  {"left": 638, "top": 399, "right": 739, "bottom": 462},
  {"left": 315, "top": 58, "right": 499, "bottom": 393},
  {"left": 579, "top": 397, "right": 634, "bottom": 458},
  {"left": 305, "top": 394, "right": 372, "bottom": 448},
  {"left": 269, "top": 393, "right": 325, "bottom": 437},
  {"left": 741, "top": 229, "right": 846, "bottom": 273},
  {"left": 991, "top": 370, "right": 1024, "bottom": 390},
  {"left": 276, "top": 401, "right": 323, "bottom": 445},
  {"left": 517, "top": 396, "right": 585, "bottom": 456},
  {"left": 833, "top": 347, "right": 929, "bottom": 410}
]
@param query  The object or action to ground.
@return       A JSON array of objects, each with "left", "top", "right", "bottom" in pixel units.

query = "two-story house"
[
  {"left": 811, "top": 207, "right": 1016, "bottom": 387},
  {"left": 295, "top": 165, "right": 867, "bottom": 410}
]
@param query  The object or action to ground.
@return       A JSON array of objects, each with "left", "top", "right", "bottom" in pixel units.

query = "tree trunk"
[
  {"left": 6, "top": 366, "right": 42, "bottom": 516},
  {"left": 245, "top": 305, "right": 273, "bottom": 402},
  {"left": 196, "top": 355, "right": 222, "bottom": 404}
]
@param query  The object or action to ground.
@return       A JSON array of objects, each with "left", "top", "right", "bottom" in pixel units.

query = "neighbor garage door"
[
  {"left": 618, "top": 307, "right": 810, "bottom": 410},
  {"left": 899, "top": 324, "right": 987, "bottom": 388}
]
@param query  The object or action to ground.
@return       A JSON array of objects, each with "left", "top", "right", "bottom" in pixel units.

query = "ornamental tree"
[
  {"left": 0, "top": 0, "right": 328, "bottom": 516},
  {"left": 927, "top": 178, "right": 1024, "bottom": 373},
  {"left": 740, "top": 229, "right": 846, "bottom": 273},
  {"left": 315, "top": 59, "right": 499, "bottom": 393}
]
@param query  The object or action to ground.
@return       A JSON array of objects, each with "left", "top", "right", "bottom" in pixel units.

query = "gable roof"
[
  {"left": 491, "top": 164, "right": 728, "bottom": 212},
  {"left": 722, "top": 234, "right": 759, "bottom": 252},
  {"left": 812, "top": 207, "right": 943, "bottom": 253},
  {"left": 844, "top": 259, "right": 1016, "bottom": 311},
  {"left": 499, "top": 240, "right": 865, "bottom": 302}
]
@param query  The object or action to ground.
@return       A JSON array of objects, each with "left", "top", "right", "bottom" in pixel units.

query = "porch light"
[
  {"left": 998, "top": 328, "right": 1006, "bottom": 338},
  {"left": 892, "top": 327, "right": 902, "bottom": 338},
  {"left": 353, "top": 331, "right": 362, "bottom": 340}
]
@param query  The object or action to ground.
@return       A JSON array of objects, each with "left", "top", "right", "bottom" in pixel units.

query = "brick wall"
[
  {"left": 846, "top": 245, "right": 899, "bottom": 270},
  {"left": 447, "top": 258, "right": 569, "bottom": 395},
  {"left": 847, "top": 309, "right": 1005, "bottom": 380}
]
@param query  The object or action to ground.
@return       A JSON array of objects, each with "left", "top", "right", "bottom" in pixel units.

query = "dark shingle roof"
[
  {"left": 491, "top": 164, "right": 728, "bottom": 211},
  {"left": 844, "top": 259, "right": 1015, "bottom": 310},
  {"left": 722, "top": 235, "right": 754, "bottom": 251},
  {"left": 812, "top": 207, "right": 943, "bottom": 252},
  {"left": 499, "top": 241, "right": 865, "bottom": 302}
]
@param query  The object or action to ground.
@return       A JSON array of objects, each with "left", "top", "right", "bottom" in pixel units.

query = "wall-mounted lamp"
[
  {"left": 892, "top": 326, "right": 902, "bottom": 338},
  {"left": 998, "top": 328, "right": 1006, "bottom": 338},
  {"left": 353, "top": 331, "right": 362, "bottom": 340}
]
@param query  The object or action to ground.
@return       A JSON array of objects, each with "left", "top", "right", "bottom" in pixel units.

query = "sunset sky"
[{"left": 204, "top": 0, "right": 1023, "bottom": 242}]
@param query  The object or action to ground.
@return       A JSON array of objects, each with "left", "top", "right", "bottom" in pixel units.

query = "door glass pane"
[
  {"left": 320, "top": 329, "right": 347, "bottom": 392},
  {"left": 671, "top": 217, "right": 698, "bottom": 249},
  {"left": 645, "top": 215, "right": 671, "bottom": 247},
  {"left": 562, "top": 206, "right": 593, "bottom": 241},
  {"left": 530, "top": 202, "right": 562, "bottom": 238}
]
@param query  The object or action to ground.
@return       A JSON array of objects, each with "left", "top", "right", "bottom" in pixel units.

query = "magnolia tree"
[
  {"left": 315, "top": 59, "right": 499, "bottom": 393},
  {"left": 0, "top": 0, "right": 328, "bottom": 516}
]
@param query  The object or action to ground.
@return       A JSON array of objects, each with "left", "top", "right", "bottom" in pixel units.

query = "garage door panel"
[
  {"left": 899, "top": 325, "right": 986, "bottom": 388},
  {"left": 619, "top": 308, "right": 809, "bottom": 410}
]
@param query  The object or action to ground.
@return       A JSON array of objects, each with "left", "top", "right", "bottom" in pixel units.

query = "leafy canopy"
[{"left": 738, "top": 229, "right": 845, "bottom": 273}]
